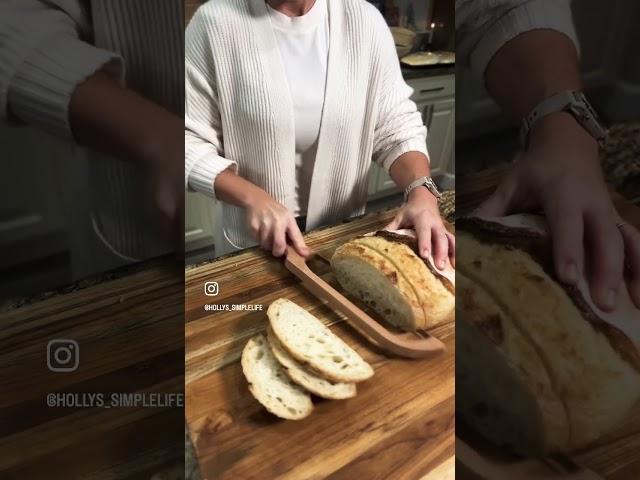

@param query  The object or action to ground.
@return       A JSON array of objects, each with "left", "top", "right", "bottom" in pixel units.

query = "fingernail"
[
  {"left": 438, "top": 261, "right": 445, "bottom": 270},
  {"left": 604, "top": 289, "right": 617, "bottom": 310},
  {"left": 422, "top": 249, "right": 430, "bottom": 258},
  {"left": 563, "top": 263, "right": 578, "bottom": 284}
]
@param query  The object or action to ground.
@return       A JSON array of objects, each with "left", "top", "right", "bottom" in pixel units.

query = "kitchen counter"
[
  {"left": 185, "top": 207, "right": 455, "bottom": 480},
  {"left": 1, "top": 257, "right": 184, "bottom": 478},
  {"left": 402, "top": 64, "right": 455, "bottom": 80}
]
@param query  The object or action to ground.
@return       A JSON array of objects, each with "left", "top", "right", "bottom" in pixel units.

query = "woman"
[
  {"left": 0, "top": 0, "right": 184, "bottom": 278},
  {"left": 185, "top": 0, "right": 454, "bottom": 268},
  {"left": 457, "top": 0, "right": 640, "bottom": 311}
]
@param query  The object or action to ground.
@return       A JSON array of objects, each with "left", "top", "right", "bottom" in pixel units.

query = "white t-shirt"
[{"left": 266, "top": 0, "right": 329, "bottom": 218}]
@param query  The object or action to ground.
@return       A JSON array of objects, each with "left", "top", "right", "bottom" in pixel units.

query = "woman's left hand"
[{"left": 385, "top": 188, "right": 455, "bottom": 269}]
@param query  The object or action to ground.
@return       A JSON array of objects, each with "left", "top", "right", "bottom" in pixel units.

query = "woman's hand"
[
  {"left": 385, "top": 187, "right": 454, "bottom": 269},
  {"left": 140, "top": 115, "right": 185, "bottom": 250},
  {"left": 245, "top": 190, "right": 310, "bottom": 258},
  {"left": 475, "top": 112, "right": 640, "bottom": 311},
  {"left": 70, "top": 71, "right": 184, "bottom": 249}
]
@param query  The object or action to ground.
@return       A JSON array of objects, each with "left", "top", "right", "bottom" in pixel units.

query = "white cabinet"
[
  {"left": 424, "top": 98, "right": 455, "bottom": 176},
  {"left": 0, "top": 125, "right": 70, "bottom": 269},
  {"left": 185, "top": 191, "right": 216, "bottom": 252}
]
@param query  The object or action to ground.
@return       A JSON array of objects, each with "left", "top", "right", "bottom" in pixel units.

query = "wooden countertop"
[
  {"left": 0, "top": 259, "right": 184, "bottom": 479},
  {"left": 185, "top": 208, "right": 455, "bottom": 480}
]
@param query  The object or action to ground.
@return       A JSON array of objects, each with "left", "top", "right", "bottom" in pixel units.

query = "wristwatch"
[
  {"left": 519, "top": 90, "right": 607, "bottom": 149},
  {"left": 404, "top": 176, "right": 441, "bottom": 202}
]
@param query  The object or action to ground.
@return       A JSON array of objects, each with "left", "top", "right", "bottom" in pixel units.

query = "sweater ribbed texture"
[
  {"left": 0, "top": 0, "right": 183, "bottom": 261},
  {"left": 185, "top": 0, "right": 428, "bottom": 254},
  {"left": 456, "top": 0, "right": 579, "bottom": 79}
]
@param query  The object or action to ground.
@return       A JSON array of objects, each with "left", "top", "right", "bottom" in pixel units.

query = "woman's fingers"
[
  {"left": 546, "top": 205, "right": 584, "bottom": 285},
  {"left": 259, "top": 224, "right": 273, "bottom": 252},
  {"left": 584, "top": 209, "right": 625, "bottom": 311},
  {"left": 385, "top": 213, "right": 404, "bottom": 232},
  {"left": 271, "top": 219, "right": 288, "bottom": 257},
  {"left": 432, "top": 225, "right": 449, "bottom": 270},
  {"left": 414, "top": 216, "right": 431, "bottom": 259},
  {"left": 446, "top": 231, "right": 456, "bottom": 268},
  {"left": 474, "top": 174, "right": 518, "bottom": 218},
  {"left": 287, "top": 218, "right": 310, "bottom": 257},
  {"left": 619, "top": 222, "right": 640, "bottom": 309}
]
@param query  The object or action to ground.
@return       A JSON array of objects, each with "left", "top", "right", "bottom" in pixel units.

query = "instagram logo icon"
[
  {"left": 47, "top": 339, "right": 80, "bottom": 372},
  {"left": 204, "top": 281, "right": 219, "bottom": 296}
]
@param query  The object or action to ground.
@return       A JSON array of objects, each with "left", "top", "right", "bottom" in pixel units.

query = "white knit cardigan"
[{"left": 185, "top": 0, "right": 428, "bottom": 254}]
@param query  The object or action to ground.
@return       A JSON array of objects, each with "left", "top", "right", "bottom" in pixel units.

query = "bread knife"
[{"left": 284, "top": 246, "right": 446, "bottom": 358}]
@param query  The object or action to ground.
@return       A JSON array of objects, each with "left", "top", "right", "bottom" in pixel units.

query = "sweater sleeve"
[
  {"left": 184, "top": 8, "right": 237, "bottom": 199},
  {"left": 371, "top": 12, "right": 429, "bottom": 173},
  {"left": 0, "top": 0, "right": 124, "bottom": 139},
  {"left": 456, "top": 0, "right": 579, "bottom": 80}
]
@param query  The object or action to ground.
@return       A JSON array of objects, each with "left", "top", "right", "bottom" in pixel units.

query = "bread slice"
[
  {"left": 267, "top": 327, "right": 357, "bottom": 400},
  {"left": 241, "top": 334, "right": 313, "bottom": 420},
  {"left": 267, "top": 298, "right": 374, "bottom": 383},
  {"left": 332, "top": 241, "right": 424, "bottom": 330},
  {"left": 457, "top": 214, "right": 640, "bottom": 453}
]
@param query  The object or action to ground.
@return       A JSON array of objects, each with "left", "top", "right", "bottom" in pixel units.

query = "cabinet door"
[
  {"left": 368, "top": 163, "right": 380, "bottom": 196},
  {"left": 185, "top": 191, "right": 216, "bottom": 252},
  {"left": 376, "top": 164, "right": 398, "bottom": 193},
  {"left": 422, "top": 98, "right": 454, "bottom": 176},
  {"left": 0, "top": 125, "right": 68, "bottom": 268}
]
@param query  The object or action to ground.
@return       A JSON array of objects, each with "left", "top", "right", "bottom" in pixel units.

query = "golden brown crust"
[
  {"left": 370, "top": 231, "right": 455, "bottom": 294},
  {"left": 351, "top": 234, "right": 455, "bottom": 329},
  {"left": 457, "top": 217, "right": 640, "bottom": 373}
]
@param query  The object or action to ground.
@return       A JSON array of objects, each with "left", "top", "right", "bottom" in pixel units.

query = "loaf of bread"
[
  {"left": 456, "top": 214, "right": 640, "bottom": 454},
  {"left": 331, "top": 229, "right": 455, "bottom": 331}
]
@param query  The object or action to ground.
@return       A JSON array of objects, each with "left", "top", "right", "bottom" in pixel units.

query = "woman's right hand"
[{"left": 245, "top": 190, "right": 310, "bottom": 258}]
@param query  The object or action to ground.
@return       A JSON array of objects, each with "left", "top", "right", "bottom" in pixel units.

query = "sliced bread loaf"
[
  {"left": 353, "top": 231, "right": 454, "bottom": 328},
  {"left": 267, "top": 327, "right": 357, "bottom": 400},
  {"left": 268, "top": 298, "right": 374, "bottom": 383},
  {"left": 456, "top": 214, "right": 640, "bottom": 453},
  {"left": 241, "top": 333, "right": 313, "bottom": 420},
  {"left": 332, "top": 230, "right": 455, "bottom": 331},
  {"left": 331, "top": 241, "right": 424, "bottom": 330}
]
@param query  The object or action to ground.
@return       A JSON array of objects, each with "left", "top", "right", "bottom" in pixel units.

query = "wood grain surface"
[
  {"left": 0, "top": 259, "right": 185, "bottom": 479},
  {"left": 185, "top": 208, "right": 455, "bottom": 480},
  {"left": 456, "top": 165, "right": 640, "bottom": 480}
]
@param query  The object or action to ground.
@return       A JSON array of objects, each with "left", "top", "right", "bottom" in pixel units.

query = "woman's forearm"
[
  {"left": 485, "top": 29, "right": 582, "bottom": 120},
  {"left": 69, "top": 70, "right": 182, "bottom": 166},
  {"left": 213, "top": 168, "right": 273, "bottom": 208},
  {"left": 388, "top": 151, "right": 431, "bottom": 191}
]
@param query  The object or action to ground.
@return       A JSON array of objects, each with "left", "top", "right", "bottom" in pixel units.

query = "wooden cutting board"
[
  {"left": 0, "top": 259, "right": 184, "bottom": 479},
  {"left": 185, "top": 209, "right": 455, "bottom": 480},
  {"left": 456, "top": 165, "right": 640, "bottom": 479}
]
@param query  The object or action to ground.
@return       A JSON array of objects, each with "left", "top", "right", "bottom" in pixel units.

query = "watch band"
[
  {"left": 404, "top": 176, "right": 441, "bottom": 201},
  {"left": 519, "top": 90, "right": 607, "bottom": 148}
]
